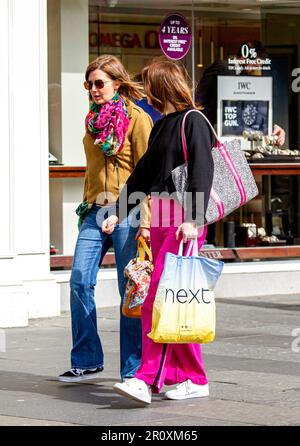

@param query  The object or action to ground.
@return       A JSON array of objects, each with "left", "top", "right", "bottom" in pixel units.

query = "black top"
[{"left": 117, "top": 106, "right": 215, "bottom": 224}]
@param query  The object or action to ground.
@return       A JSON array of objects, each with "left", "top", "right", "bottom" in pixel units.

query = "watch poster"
[{"left": 217, "top": 76, "right": 273, "bottom": 137}]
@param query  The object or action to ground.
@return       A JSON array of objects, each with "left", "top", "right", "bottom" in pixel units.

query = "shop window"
[{"left": 48, "top": 1, "right": 300, "bottom": 268}]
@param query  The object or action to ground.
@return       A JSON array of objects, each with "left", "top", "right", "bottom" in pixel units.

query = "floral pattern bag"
[{"left": 122, "top": 237, "right": 153, "bottom": 318}]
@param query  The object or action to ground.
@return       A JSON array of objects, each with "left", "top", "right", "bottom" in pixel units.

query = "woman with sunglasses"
[{"left": 58, "top": 55, "right": 152, "bottom": 383}]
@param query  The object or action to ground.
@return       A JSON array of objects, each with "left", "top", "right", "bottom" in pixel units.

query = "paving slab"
[{"left": 0, "top": 295, "right": 300, "bottom": 426}]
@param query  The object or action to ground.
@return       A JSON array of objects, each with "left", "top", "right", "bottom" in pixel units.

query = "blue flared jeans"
[{"left": 69, "top": 205, "right": 141, "bottom": 379}]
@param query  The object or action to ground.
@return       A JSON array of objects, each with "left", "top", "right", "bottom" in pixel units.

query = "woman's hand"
[
  {"left": 176, "top": 222, "right": 198, "bottom": 243},
  {"left": 102, "top": 215, "right": 119, "bottom": 234},
  {"left": 136, "top": 227, "right": 151, "bottom": 242}
]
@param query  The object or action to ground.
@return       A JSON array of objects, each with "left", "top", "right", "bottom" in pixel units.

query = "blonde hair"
[
  {"left": 142, "top": 57, "right": 197, "bottom": 114},
  {"left": 85, "top": 55, "right": 143, "bottom": 101}
]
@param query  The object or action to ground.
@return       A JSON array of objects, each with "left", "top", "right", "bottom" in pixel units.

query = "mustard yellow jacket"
[{"left": 82, "top": 98, "right": 153, "bottom": 228}]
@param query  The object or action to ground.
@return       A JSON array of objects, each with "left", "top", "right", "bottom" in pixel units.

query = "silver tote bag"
[{"left": 171, "top": 109, "right": 258, "bottom": 224}]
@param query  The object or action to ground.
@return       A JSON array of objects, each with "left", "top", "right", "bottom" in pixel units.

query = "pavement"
[{"left": 0, "top": 294, "right": 300, "bottom": 426}]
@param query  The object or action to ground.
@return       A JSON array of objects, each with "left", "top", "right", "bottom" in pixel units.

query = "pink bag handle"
[
  {"left": 179, "top": 108, "right": 248, "bottom": 223},
  {"left": 178, "top": 239, "right": 198, "bottom": 256},
  {"left": 181, "top": 108, "right": 247, "bottom": 209},
  {"left": 181, "top": 109, "right": 220, "bottom": 162}
]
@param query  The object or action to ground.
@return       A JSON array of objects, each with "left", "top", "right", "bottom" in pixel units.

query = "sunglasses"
[{"left": 84, "top": 79, "right": 113, "bottom": 90}]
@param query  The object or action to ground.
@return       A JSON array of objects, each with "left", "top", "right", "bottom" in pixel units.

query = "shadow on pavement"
[{"left": 0, "top": 370, "right": 162, "bottom": 409}]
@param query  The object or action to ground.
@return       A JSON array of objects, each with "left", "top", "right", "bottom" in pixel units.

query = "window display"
[
  {"left": 48, "top": 1, "right": 300, "bottom": 268},
  {"left": 242, "top": 131, "right": 300, "bottom": 162},
  {"left": 217, "top": 75, "right": 273, "bottom": 137},
  {"left": 222, "top": 100, "right": 269, "bottom": 136}
]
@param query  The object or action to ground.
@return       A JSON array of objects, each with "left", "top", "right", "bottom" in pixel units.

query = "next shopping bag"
[{"left": 148, "top": 239, "right": 224, "bottom": 344}]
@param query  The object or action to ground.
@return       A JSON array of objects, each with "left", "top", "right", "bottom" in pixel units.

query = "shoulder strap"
[{"left": 180, "top": 109, "right": 220, "bottom": 162}]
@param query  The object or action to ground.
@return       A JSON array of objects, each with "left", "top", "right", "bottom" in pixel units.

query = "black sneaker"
[{"left": 58, "top": 366, "right": 104, "bottom": 383}]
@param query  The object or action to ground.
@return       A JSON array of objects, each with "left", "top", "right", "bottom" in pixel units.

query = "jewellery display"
[
  {"left": 241, "top": 130, "right": 300, "bottom": 161},
  {"left": 235, "top": 222, "right": 259, "bottom": 247},
  {"left": 234, "top": 222, "right": 286, "bottom": 247},
  {"left": 255, "top": 225, "right": 284, "bottom": 245}
]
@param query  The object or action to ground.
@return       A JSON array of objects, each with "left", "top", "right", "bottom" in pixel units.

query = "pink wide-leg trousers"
[{"left": 135, "top": 197, "right": 208, "bottom": 393}]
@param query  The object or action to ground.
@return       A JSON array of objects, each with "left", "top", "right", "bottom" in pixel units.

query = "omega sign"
[{"left": 89, "top": 29, "right": 159, "bottom": 49}]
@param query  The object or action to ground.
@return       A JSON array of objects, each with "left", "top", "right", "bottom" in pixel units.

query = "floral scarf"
[{"left": 85, "top": 92, "right": 130, "bottom": 156}]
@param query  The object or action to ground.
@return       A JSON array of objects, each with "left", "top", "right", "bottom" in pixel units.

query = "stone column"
[{"left": 0, "top": 0, "right": 60, "bottom": 327}]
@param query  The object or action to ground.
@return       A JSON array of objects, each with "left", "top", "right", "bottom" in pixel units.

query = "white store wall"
[{"left": 0, "top": 0, "right": 60, "bottom": 327}]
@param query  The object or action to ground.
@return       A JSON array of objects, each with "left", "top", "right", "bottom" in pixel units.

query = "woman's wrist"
[{"left": 184, "top": 220, "right": 198, "bottom": 228}]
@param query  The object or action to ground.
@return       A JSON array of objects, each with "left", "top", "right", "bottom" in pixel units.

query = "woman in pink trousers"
[{"left": 102, "top": 58, "right": 215, "bottom": 405}]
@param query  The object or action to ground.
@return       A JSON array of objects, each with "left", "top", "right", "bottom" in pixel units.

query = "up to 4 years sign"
[{"left": 159, "top": 13, "right": 191, "bottom": 61}]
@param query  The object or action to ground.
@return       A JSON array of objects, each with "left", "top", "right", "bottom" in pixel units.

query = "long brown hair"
[
  {"left": 142, "top": 57, "right": 197, "bottom": 114},
  {"left": 85, "top": 55, "right": 143, "bottom": 101}
]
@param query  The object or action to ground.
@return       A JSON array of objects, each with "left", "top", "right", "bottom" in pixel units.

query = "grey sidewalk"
[{"left": 0, "top": 294, "right": 300, "bottom": 426}]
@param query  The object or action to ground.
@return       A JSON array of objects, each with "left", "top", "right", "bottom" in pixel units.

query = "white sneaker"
[
  {"left": 164, "top": 380, "right": 209, "bottom": 400},
  {"left": 113, "top": 377, "right": 152, "bottom": 405}
]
